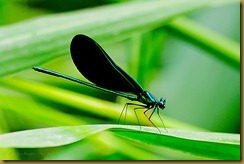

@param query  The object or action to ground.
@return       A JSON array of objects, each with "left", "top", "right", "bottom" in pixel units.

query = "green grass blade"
[
  {"left": 166, "top": 16, "right": 240, "bottom": 70},
  {"left": 0, "top": 0, "right": 238, "bottom": 77},
  {"left": 0, "top": 124, "right": 240, "bottom": 160},
  {"left": 0, "top": 96, "right": 85, "bottom": 126},
  {"left": 1, "top": 78, "right": 206, "bottom": 131},
  {"left": 113, "top": 127, "right": 240, "bottom": 160}
]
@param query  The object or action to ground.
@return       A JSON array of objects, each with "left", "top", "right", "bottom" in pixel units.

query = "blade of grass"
[
  {"left": 0, "top": 95, "right": 167, "bottom": 160},
  {"left": 166, "top": 16, "right": 240, "bottom": 70},
  {"left": 113, "top": 126, "right": 240, "bottom": 160},
  {"left": 1, "top": 78, "right": 206, "bottom": 131},
  {"left": 0, "top": 107, "right": 18, "bottom": 160},
  {"left": 137, "top": 29, "right": 167, "bottom": 87},
  {"left": 0, "top": 95, "right": 85, "bottom": 126},
  {"left": 1, "top": 78, "right": 126, "bottom": 122},
  {"left": 0, "top": 0, "right": 238, "bottom": 77},
  {"left": 0, "top": 124, "right": 240, "bottom": 160}
]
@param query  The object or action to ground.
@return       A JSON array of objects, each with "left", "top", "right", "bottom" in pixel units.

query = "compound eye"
[{"left": 159, "top": 98, "right": 166, "bottom": 109}]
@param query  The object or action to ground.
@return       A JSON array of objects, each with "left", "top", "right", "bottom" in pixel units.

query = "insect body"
[{"left": 33, "top": 34, "right": 166, "bottom": 131}]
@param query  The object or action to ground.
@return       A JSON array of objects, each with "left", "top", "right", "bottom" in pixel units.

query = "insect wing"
[{"left": 70, "top": 34, "right": 144, "bottom": 95}]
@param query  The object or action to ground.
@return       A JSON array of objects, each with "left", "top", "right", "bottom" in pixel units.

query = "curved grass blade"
[{"left": 0, "top": 124, "right": 240, "bottom": 160}]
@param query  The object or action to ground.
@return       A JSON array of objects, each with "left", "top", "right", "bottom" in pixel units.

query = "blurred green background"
[{"left": 0, "top": 0, "right": 240, "bottom": 160}]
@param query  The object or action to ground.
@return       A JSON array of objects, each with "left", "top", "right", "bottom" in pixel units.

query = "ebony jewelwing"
[{"left": 33, "top": 34, "right": 166, "bottom": 131}]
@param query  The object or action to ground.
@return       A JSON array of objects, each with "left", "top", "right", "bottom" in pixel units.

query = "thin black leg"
[
  {"left": 143, "top": 107, "right": 161, "bottom": 133},
  {"left": 133, "top": 105, "right": 147, "bottom": 130},
  {"left": 118, "top": 103, "right": 128, "bottom": 124},
  {"left": 156, "top": 107, "right": 167, "bottom": 132},
  {"left": 118, "top": 103, "right": 144, "bottom": 125}
]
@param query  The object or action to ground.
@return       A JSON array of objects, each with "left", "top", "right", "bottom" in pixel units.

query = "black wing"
[{"left": 70, "top": 34, "right": 144, "bottom": 95}]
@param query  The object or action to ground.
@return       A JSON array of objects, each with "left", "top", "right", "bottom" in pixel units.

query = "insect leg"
[
  {"left": 133, "top": 105, "right": 147, "bottom": 130},
  {"left": 144, "top": 107, "right": 161, "bottom": 133},
  {"left": 156, "top": 107, "right": 167, "bottom": 132},
  {"left": 118, "top": 103, "right": 144, "bottom": 125},
  {"left": 118, "top": 103, "right": 128, "bottom": 124}
]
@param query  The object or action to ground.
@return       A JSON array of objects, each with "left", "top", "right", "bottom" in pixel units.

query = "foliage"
[
  {"left": 0, "top": 125, "right": 240, "bottom": 160},
  {"left": 0, "top": 0, "right": 240, "bottom": 160}
]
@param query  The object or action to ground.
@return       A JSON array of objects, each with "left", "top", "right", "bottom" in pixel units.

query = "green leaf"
[
  {"left": 113, "top": 128, "right": 240, "bottom": 160},
  {"left": 0, "top": 0, "right": 239, "bottom": 77},
  {"left": 1, "top": 78, "right": 205, "bottom": 131},
  {"left": 166, "top": 16, "right": 240, "bottom": 70},
  {"left": 0, "top": 95, "right": 85, "bottom": 126},
  {"left": 0, "top": 124, "right": 240, "bottom": 160}
]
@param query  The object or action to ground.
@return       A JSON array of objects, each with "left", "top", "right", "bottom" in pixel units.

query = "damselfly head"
[{"left": 159, "top": 98, "right": 166, "bottom": 109}]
